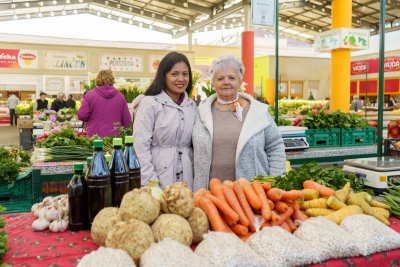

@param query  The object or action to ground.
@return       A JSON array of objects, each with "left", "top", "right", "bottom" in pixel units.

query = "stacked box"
[
  {"left": 305, "top": 128, "right": 341, "bottom": 148},
  {"left": 341, "top": 127, "right": 376, "bottom": 147}
]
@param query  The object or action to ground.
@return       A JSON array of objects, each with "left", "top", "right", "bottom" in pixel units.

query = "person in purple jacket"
[{"left": 77, "top": 69, "right": 131, "bottom": 137}]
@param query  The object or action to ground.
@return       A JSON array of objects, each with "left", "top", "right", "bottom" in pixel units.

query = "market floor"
[{"left": 0, "top": 125, "right": 20, "bottom": 147}]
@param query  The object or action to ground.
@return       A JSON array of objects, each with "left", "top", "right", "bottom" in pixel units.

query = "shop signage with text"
[
  {"left": 351, "top": 56, "right": 400, "bottom": 75},
  {"left": 101, "top": 54, "right": 143, "bottom": 72},
  {"left": 315, "top": 28, "right": 369, "bottom": 52},
  {"left": 0, "top": 49, "right": 38, "bottom": 69},
  {"left": 45, "top": 51, "right": 88, "bottom": 70}
]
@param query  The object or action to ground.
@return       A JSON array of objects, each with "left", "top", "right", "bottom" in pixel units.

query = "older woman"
[{"left": 193, "top": 56, "right": 286, "bottom": 191}]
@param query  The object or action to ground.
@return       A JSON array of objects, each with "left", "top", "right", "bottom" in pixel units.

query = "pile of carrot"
[{"left": 194, "top": 178, "right": 306, "bottom": 241}]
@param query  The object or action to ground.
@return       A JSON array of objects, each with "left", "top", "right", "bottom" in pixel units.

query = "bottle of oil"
[
  {"left": 67, "top": 163, "right": 88, "bottom": 231},
  {"left": 109, "top": 138, "right": 129, "bottom": 207},
  {"left": 124, "top": 136, "right": 141, "bottom": 190},
  {"left": 85, "top": 156, "right": 92, "bottom": 176},
  {"left": 86, "top": 139, "right": 111, "bottom": 224}
]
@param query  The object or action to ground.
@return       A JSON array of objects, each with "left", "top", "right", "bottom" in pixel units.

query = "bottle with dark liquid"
[
  {"left": 124, "top": 135, "right": 141, "bottom": 190},
  {"left": 109, "top": 138, "right": 129, "bottom": 207},
  {"left": 86, "top": 156, "right": 92, "bottom": 176},
  {"left": 67, "top": 163, "right": 88, "bottom": 231},
  {"left": 86, "top": 139, "right": 111, "bottom": 224}
]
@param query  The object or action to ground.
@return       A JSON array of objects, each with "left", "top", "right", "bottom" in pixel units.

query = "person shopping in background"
[
  {"left": 77, "top": 69, "right": 131, "bottom": 137},
  {"left": 34, "top": 92, "right": 49, "bottom": 111},
  {"left": 65, "top": 95, "right": 76, "bottom": 109},
  {"left": 350, "top": 95, "right": 363, "bottom": 111},
  {"left": 133, "top": 51, "right": 196, "bottom": 189},
  {"left": 192, "top": 56, "right": 286, "bottom": 191},
  {"left": 51, "top": 92, "right": 66, "bottom": 112},
  {"left": 7, "top": 92, "right": 19, "bottom": 126}
]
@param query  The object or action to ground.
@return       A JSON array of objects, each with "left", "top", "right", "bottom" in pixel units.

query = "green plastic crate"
[
  {"left": 341, "top": 127, "right": 376, "bottom": 146},
  {"left": 0, "top": 168, "right": 32, "bottom": 213},
  {"left": 305, "top": 128, "right": 341, "bottom": 148},
  {"left": 31, "top": 168, "right": 73, "bottom": 204}
]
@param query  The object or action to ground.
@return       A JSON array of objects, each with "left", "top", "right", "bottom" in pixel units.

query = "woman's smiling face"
[
  {"left": 212, "top": 67, "right": 241, "bottom": 101},
  {"left": 165, "top": 61, "right": 190, "bottom": 99}
]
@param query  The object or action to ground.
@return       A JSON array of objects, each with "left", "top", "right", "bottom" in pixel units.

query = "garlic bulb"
[
  {"left": 32, "top": 218, "right": 50, "bottom": 231},
  {"left": 35, "top": 207, "right": 47, "bottom": 219},
  {"left": 49, "top": 219, "right": 68, "bottom": 233},
  {"left": 31, "top": 203, "right": 41, "bottom": 213},
  {"left": 45, "top": 205, "right": 63, "bottom": 222},
  {"left": 42, "top": 196, "right": 54, "bottom": 207}
]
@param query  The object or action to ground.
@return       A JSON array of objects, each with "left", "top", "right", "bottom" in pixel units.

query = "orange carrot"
[
  {"left": 262, "top": 182, "right": 272, "bottom": 191},
  {"left": 223, "top": 180, "right": 233, "bottom": 188},
  {"left": 238, "top": 178, "right": 262, "bottom": 210},
  {"left": 271, "top": 207, "right": 294, "bottom": 226},
  {"left": 252, "top": 180, "right": 271, "bottom": 222},
  {"left": 233, "top": 181, "right": 256, "bottom": 232},
  {"left": 270, "top": 210, "right": 281, "bottom": 224},
  {"left": 239, "top": 232, "right": 253, "bottom": 242},
  {"left": 231, "top": 224, "right": 249, "bottom": 236},
  {"left": 287, "top": 201, "right": 300, "bottom": 211},
  {"left": 210, "top": 178, "right": 225, "bottom": 199},
  {"left": 274, "top": 201, "right": 289, "bottom": 213},
  {"left": 222, "top": 185, "right": 250, "bottom": 227},
  {"left": 292, "top": 209, "right": 308, "bottom": 223},
  {"left": 199, "top": 197, "right": 230, "bottom": 232},
  {"left": 204, "top": 192, "right": 239, "bottom": 224},
  {"left": 280, "top": 221, "right": 291, "bottom": 232},
  {"left": 267, "top": 188, "right": 283, "bottom": 202},
  {"left": 281, "top": 190, "right": 303, "bottom": 201},
  {"left": 261, "top": 220, "right": 270, "bottom": 229},
  {"left": 303, "top": 180, "right": 335, "bottom": 198},
  {"left": 194, "top": 188, "right": 207, "bottom": 207},
  {"left": 268, "top": 199, "right": 274, "bottom": 209},
  {"left": 286, "top": 217, "right": 297, "bottom": 232}
]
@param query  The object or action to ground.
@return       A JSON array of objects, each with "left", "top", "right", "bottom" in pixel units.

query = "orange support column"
[
  {"left": 330, "top": 0, "right": 352, "bottom": 111},
  {"left": 242, "top": 31, "right": 254, "bottom": 95}
]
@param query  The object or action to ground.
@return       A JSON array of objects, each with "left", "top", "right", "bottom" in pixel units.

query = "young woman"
[
  {"left": 192, "top": 56, "right": 286, "bottom": 191},
  {"left": 133, "top": 52, "right": 196, "bottom": 189}
]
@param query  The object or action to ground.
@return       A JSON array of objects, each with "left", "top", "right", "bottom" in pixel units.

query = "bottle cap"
[
  {"left": 105, "top": 154, "right": 112, "bottom": 163},
  {"left": 74, "top": 163, "right": 84, "bottom": 171},
  {"left": 113, "top": 138, "right": 123, "bottom": 146},
  {"left": 125, "top": 136, "right": 134, "bottom": 144},
  {"left": 93, "top": 139, "right": 103, "bottom": 148},
  {"left": 86, "top": 156, "right": 92, "bottom": 166}
]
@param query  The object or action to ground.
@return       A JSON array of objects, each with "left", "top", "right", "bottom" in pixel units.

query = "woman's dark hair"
[{"left": 145, "top": 51, "right": 193, "bottom": 96}]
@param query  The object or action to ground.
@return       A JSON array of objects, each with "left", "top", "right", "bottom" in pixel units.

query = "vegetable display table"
[
  {"left": 3, "top": 213, "right": 400, "bottom": 267},
  {"left": 286, "top": 145, "right": 377, "bottom": 165}
]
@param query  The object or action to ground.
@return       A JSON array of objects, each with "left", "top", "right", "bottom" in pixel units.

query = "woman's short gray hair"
[
  {"left": 210, "top": 56, "right": 245, "bottom": 81},
  {"left": 57, "top": 92, "right": 65, "bottom": 98}
]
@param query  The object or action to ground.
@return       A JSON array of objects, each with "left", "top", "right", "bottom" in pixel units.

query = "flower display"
[{"left": 38, "top": 108, "right": 75, "bottom": 123}]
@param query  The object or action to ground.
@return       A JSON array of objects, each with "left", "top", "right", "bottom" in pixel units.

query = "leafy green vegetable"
[
  {"left": 0, "top": 147, "right": 30, "bottom": 187},
  {"left": 300, "top": 110, "right": 368, "bottom": 129},
  {"left": 252, "top": 161, "right": 366, "bottom": 192},
  {"left": 0, "top": 205, "right": 8, "bottom": 265}
]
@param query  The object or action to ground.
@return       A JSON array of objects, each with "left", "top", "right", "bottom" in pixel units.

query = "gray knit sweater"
[{"left": 192, "top": 93, "right": 286, "bottom": 192}]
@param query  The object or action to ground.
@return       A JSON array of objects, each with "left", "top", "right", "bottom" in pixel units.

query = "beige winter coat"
[{"left": 133, "top": 91, "right": 196, "bottom": 189}]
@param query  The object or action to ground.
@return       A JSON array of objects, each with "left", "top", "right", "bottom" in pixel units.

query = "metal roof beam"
[
  {"left": 156, "top": 0, "right": 211, "bottom": 14},
  {"left": 0, "top": 0, "right": 90, "bottom": 11},
  {"left": 173, "top": 1, "right": 243, "bottom": 38},
  {"left": 91, "top": 0, "right": 188, "bottom": 27}
]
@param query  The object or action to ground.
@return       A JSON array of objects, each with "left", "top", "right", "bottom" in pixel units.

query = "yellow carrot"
[
  {"left": 299, "top": 198, "right": 327, "bottom": 210},
  {"left": 302, "top": 189, "right": 320, "bottom": 200},
  {"left": 324, "top": 205, "right": 363, "bottom": 224},
  {"left": 327, "top": 196, "right": 347, "bottom": 210},
  {"left": 305, "top": 208, "right": 334, "bottom": 217}
]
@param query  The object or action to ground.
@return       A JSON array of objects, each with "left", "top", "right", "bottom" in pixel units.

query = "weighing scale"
[
  {"left": 343, "top": 157, "right": 400, "bottom": 192},
  {"left": 278, "top": 126, "right": 309, "bottom": 151}
]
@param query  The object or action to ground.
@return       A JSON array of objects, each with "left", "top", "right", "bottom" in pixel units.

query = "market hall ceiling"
[{"left": 0, "top": 0, "right": 399, "bottom": 43}]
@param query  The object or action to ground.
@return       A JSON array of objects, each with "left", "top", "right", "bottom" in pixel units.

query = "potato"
[
  {"left": 105, "top": 219, "right": 154, "bottom": 265},
  {"left": 187, "top": 208, "right": 209, "bottom": 244},
  {"left": 152, "top": 214, "right": 193, "bottom": 246},
  {"left": 119, "top": 188, "right": 160, "bottom": 224},
  {"left": 91, "top": 207, "right": 120, "bottom": 246}
]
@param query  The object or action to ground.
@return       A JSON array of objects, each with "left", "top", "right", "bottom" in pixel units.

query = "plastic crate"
[
  {"left": 341, "top": 127, "right": 376, "bottom": 146},
  {"left": 305, "top": 128, "right": 341, "bottom": 148},
  {"left": 0, "top": 169, "right": 32, "bottom": 213},
  {"left": 32, "top": 168, "right": 73, "bottom": 204}
]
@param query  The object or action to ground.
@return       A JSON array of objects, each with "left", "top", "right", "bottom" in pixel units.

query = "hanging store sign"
[
  {"left": 45, "top": 51, "right": 88, "bottom": 70},
  {"left": 251, "top": 0, "right": 275, "bottom": 27},
  {"left": 101, "top": 54, "right": 143, "bottom": 72},
  {"left": 0, "top": 49, "right": 38, "bottom": 69},
  {"left": 315, "top": 28, "right": 369, "bottom": 52},
  {"left": 351, "top": 56, "right": 400, "bottom": 75}
]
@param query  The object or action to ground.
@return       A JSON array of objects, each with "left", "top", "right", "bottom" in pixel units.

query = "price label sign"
[{"left": 251, "top": 0, "right": 275, "bottom": 27}]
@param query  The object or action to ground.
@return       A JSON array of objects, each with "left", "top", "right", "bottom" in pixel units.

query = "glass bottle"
[
  {"left": 124, "top": 136, "right": 141, "bottom": 190},
  {"left": 86, "top": 139, "right": 111, "bottom": 224},
  {"left": 67, "top": 163, "right": 88, "bottom": 231},
  {"left": 109, "top": 138, "right": 129, "bottom": 207}
]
